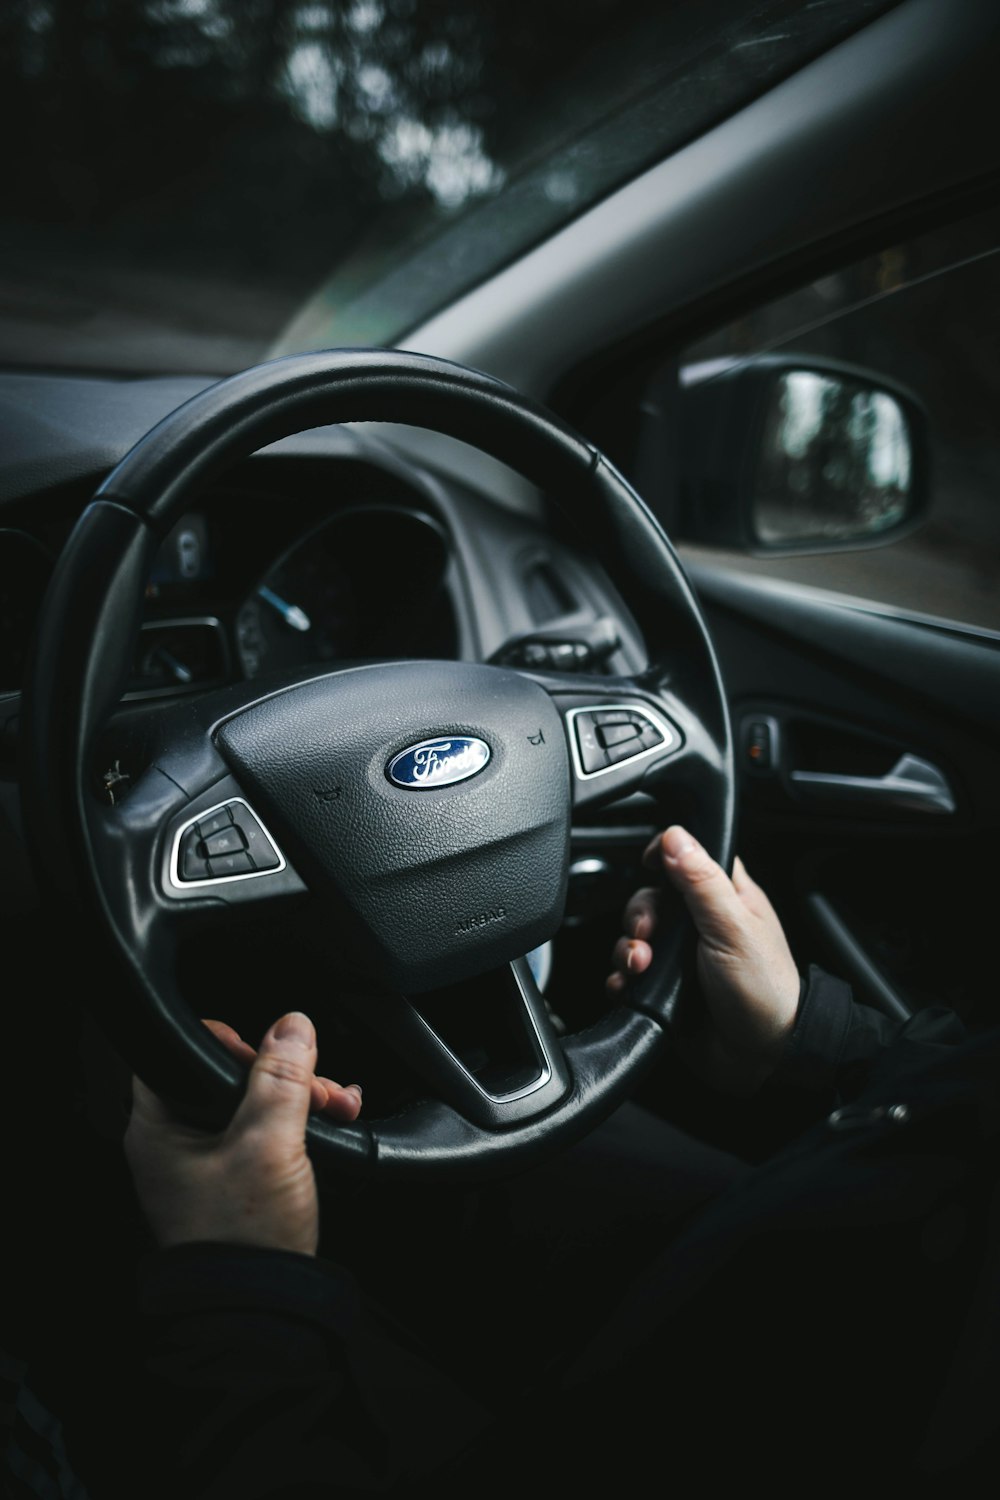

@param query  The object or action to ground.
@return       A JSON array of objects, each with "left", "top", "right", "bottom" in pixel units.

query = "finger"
[
  {"left": 204, "top": 1015, "right": 326, "bottom": 1109},
  {"left": 315, "top": 1079, "right": 363, "bottom": 1123},
  {"left": 203, "top": 1018, "right": 258, "bottom": 1068},
  {"left": 656, "top": 826, "right": 748, "bottom": 948},
  {"left": 621, "top": 887, "right": 660, "bottom": 941},
  {"left": 230, "top": 1011, "right": 317, "bottom": 1144},
  {"left": 204, "top": 1020, "right": 353, "bottom": 1120},
  {"left": 609, "top": 934, "right": 654, "bottom": 978}
]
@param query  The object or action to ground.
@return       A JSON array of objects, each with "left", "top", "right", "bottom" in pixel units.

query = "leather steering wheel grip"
[{"left": 20, "top": 348, "right": 735, "bottom": 1181}]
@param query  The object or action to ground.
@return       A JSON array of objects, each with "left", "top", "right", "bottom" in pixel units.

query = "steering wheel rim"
[{"left": 20, "top": 348, "right": 735, "bottom": 1183}]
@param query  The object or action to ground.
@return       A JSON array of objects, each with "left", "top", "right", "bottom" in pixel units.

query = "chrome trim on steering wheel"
[
  {"left": 565, "top": 701, "right": 677, "bottom": 781},
  {"left": 167, "top": 796, "right": 286, "bottom": 892}
]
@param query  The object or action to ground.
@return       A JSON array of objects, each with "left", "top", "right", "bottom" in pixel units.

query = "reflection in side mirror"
[
  {"left": 755, "top": 371, "right": 913, "bottom": 545},
  {"left": 674, "top": 355, "right": 928, "bottom": 554}
]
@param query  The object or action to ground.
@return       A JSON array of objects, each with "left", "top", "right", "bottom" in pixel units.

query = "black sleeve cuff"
[
  {"left": 136, "top": 1242, "right": 361, "bottom": 1338},
  {"left": 771, "top": 963, "right": 856, "bottom": 1096}
]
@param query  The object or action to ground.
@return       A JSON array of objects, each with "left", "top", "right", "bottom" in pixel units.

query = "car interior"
[{"left": 1, "top": 0, "right": 999, "bottom": 1486}]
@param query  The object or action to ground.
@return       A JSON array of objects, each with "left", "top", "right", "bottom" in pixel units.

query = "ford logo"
[{"left": 387, "top": 736, "right": 491, "bottom": 789}]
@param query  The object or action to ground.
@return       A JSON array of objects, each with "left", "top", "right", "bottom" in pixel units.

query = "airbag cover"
[{"left": 215, "top": 661, "right": 570, "bottom": 991}]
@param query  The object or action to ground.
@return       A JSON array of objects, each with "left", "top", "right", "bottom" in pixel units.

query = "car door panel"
[{"left": 686, "top": 559, "right": 999, "bottom": 1029}]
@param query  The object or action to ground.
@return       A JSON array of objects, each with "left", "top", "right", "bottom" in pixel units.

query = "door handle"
[{"left": 790, "top": 753, "right": 955, "bottom": 815}]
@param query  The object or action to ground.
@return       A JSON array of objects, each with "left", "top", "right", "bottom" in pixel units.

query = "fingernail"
[
  {"left": 272, "top": 1011, "right": 315, "bottom": 1048},
  {"left": 346, "top": 1084, "right": 363, "bottom": 1100},
  {"left": 626, "top": 942, "right": 640, "bottom": 971},
  {"left": 661, "top": 826, "right": 696, "bottom": 864}
]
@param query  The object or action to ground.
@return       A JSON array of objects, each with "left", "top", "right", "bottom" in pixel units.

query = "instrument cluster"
[{"left": 128, "top": 499, "right": 459, "bottom": 698}]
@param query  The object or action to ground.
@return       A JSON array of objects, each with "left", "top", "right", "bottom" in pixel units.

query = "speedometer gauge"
[
  {"left": 236, "top": 545, "right": 356, "bottom": 679},
  {"left": 236, "top": 505, "right": 453, "bottom": 680}
]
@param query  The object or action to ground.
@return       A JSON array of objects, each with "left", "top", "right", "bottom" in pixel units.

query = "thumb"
[
  {"left": 229, "top": 1011, "right": 317, "bottom": 1145},
  {"left": 654, "top": 826, "right": 746, "bottom": 950}
]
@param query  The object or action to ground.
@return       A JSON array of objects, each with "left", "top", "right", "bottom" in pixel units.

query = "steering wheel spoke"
[
  {"left": 337, "top": 957, "right": 571, "bottom": 1132},
  {"left": 78, "top": 730, "right": 309, "bottom": 1068},
  {"left": 94, "top": 719, "right": 306, "bottom": 922},
  {"left": 529, "top": 667, "right": 716, "bottom": 828},
  {"left": 556, "top": 690, "right": 680, "bottom": 810},
  {"left": 158, "top": 777, "right": 304, "bottom": 906}
]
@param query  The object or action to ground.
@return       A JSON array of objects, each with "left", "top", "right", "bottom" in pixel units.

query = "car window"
[
  {"left": 0, "top": 0, "right": 895, "bottom": 376},
  {"left": 675, "top": 199, "right": 1000, "bottom": 635}
]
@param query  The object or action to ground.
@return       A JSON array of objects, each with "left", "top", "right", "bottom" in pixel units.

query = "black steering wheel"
[{"left": 20, "top": 349, "right": 734, "bottom": 1183}]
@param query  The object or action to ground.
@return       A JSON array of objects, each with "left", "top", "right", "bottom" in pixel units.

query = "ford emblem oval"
[{"left": 387, "top": 736, "right": 491, "bottom": 789}]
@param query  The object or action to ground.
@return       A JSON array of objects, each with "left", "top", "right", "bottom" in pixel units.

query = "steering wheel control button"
[
  {"left": 169, "top": 797, "right": 286, "bottom": 890},
  {"left": 598, "top": 722, "right": 639, "bottom": 748},
  {"left": 207, "top": 850, "right": 254, "bottom": 878},
  {"left": 197, "top": 806, "right": 233, "bottom": 839},
  {"left": 606, "top": 737, "right": 643, "bottom": 765},
  {"left": 202, "top": 825, "right": 245, "bottom": 858},
  {"left": 229, "top": 803, "right": 282, "bottom": 870},
  {"left": 571, "top": 711, "right": 608, "bottom": 774},
  {"left": 568, "top": 702, "right": 676, "bottom": 780},
  {"left": 387, "top": 735, "right": 491, "bottom": 790},
  {"left": 179, "top": 831, "right": 210, "bottom": 882}
]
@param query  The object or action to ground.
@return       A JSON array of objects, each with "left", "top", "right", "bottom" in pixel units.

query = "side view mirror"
[{"left": 676, "top": 354, "right": 928, "bottom": 553}]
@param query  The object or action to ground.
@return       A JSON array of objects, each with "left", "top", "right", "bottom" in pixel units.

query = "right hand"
[
  {"left": 606, "top": 825, "right": 801, "bottom": 1093},
  {"left": 124, "top": 1011, "right": 362, "bottom": 1256}
]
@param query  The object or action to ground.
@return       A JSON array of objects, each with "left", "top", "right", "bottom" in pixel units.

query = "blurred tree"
[{"left": 0, "top": 0, "right": 890, "bottom": 371}]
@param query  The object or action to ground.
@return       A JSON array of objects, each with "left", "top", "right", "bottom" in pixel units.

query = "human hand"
[
  {"left": 606, "top": 825, "right": 800, "bottom": 1093},
  {"left": 198, "top": 1017, "right": 364, "bottom": 1123},
  {"left": 124, "top": 1012, "right": 362, "bottom": 1256}
]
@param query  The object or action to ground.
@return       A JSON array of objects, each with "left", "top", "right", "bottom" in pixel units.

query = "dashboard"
[
  {"left": 0, "top": 373, "right": 647, "bottom": 803},
  {"left": 1, "top": 470, "right": 464, "bottom": 705}
]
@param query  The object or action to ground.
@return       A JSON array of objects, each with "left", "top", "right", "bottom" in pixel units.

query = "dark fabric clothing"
[
  {"left": 133, "top": 1246, "right": 491, "bottom": 1497},
  {"left": 122, "top": 969, "right": 999, "bottom": 1496},
  {"left": 549, "top": 972, "right": 1000, "bottom": 1487},
  {"left": 0, "top": 1351, "right": 90, "bottom": 1500}
]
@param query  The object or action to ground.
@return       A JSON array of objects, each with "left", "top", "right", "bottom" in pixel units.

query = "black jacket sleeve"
[
  {"left": 128, "top": 1242, "right": 491, "bottom": 1500},
  {"left": 768, "top": 962, "right": 967, "bottom": 1120},
  {"left": 677, "top": 965, "right": 970, "bottom": 1160}
]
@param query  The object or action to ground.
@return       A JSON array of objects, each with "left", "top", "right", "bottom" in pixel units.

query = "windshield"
[{"left": 0, "top": 0, "right": 895, "bottom": 376}]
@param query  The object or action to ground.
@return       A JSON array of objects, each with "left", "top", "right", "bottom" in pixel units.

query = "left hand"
[{"left": 124, "top": 1011, "right": 362, "bottom": 1256}]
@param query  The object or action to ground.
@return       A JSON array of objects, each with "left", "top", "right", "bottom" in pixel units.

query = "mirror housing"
[{"left": 676, "top": 354, "right": 928, "bottom": 553}]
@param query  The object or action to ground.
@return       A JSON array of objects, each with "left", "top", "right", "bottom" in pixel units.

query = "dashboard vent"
[{"left": 524, "top": 558, "right": 576, "bottom": 624}]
